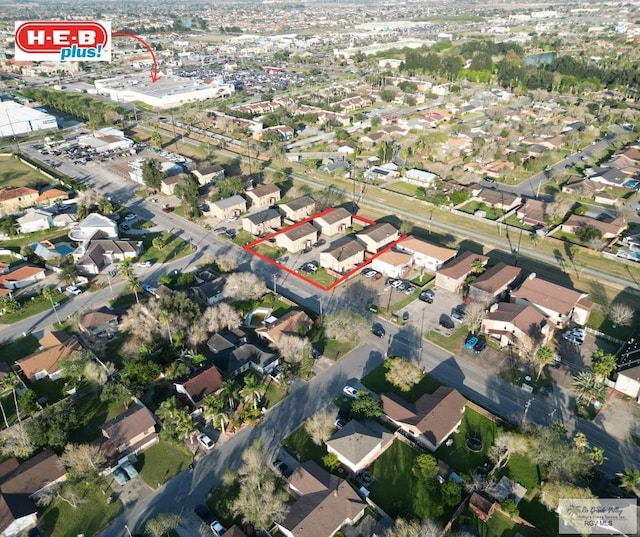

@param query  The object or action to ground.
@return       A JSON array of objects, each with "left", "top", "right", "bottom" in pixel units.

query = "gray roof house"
[
  {"left": 241, "top": 208, "right": 281, "bottom": 235},
  {"left": 325, "top": 419, "right": 394, "bottom": 473},
  {"left": 212, "top": 343, "right": 279, "bottom": 377},
  {"left": 210, "top": 195, "right": 247, "bottom": 220}
]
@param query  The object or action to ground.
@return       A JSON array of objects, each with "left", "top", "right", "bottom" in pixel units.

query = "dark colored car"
[
  {"left": 274, "top": 459, "right": 292, "bottom": 478},
  {"left": 194, "top": 504, "right": 213, "bottom": 523},
  {"left": 313, "top": 239, "right": 326, "bottom": 247},
  {"left": 402, "top": 311, "right": 409, "bottom": 321},
  {"left": 419, "top": 290, "right": 434, "bottom": 303},
  {"left": 439, "top": 315, "right": 455, "bottom": 330},
  {"left": 372, "top": 324, "right": 385, "bottom": 337},
  {"left": 473, "top": 337, "right": 487, "bottom": 354}
]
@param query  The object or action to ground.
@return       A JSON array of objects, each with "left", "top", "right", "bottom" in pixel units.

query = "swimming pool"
[
  {"left": 55, "top": 243, "right": 74, "bottom": 256},
  {"left": 623, "top": 179, "right": 639, "bottom": 189}
]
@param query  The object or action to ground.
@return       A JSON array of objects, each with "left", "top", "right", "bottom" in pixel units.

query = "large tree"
[
  {"left": 591, "top": 349, "right": 617, "bottom": 380},
  {"left": 323, "top": 309, "right": 368, "bottom": 343},
  {"left": 142, "top": 158, "right": 163, "bottom": 190},
  {"left": 535, "top": 345, "right": 555, "bottom": 380},
  {"left": 304, "top": 408, "right": 335, "bottom": 445},
  {"left": 59, "top": 443, "right": 106, "bottom": 479},
  {"left": 156, "top": 396, "right": 193, "bottom": 443},
  {"left": 384, "top": 518, "right": 441, "bottom": 537},
  {"left": 384, "top": 357, "right": 423, "bottom": 392},
  {"left": 175, "top": 174, "right": 201, "bottom": 218},
  {"left": 224, "top": 272, "right": 267, "bottom": 301}
]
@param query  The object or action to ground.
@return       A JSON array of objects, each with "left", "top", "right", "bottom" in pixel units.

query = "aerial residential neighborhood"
[{"left": 0, "top": 1, "right": 640, "bottom": 536}]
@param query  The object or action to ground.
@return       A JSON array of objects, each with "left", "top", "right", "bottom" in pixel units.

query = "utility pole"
[
  {"left": 522, "top": 398, "right": 533, "bottom": 425},
  {"left": 273, "top": 273, "right": 277, "bottom": 297}
]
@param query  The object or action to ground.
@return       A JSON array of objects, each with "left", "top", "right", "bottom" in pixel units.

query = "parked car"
[
  {"left": 213, "top": 227, "right": 226, "bottom": 233},
  {"left": 197, "top": 433, "right": 215, "bottom": 450},
  {"left": 451, "top": 310, "right": 464, "bottom": 323},
  {"left": 419, "top": 290, "right": 434, "bottom": 303},
  {"left": 66, "top": 285, "right": 82, "bottom": 295},
  {"left": 465, "top": 335, "right": 478, "bottom": 349},
  {"left": 313, "top": 239, "right": 326, "bottom": 247},
  {"left": 274, "top": 459, "right": 292, "bottom": 478},
  {"left": 142, "top": 284, "right": 155, "bottom": 294},
  {"left": 161, "top": 205, "right": 173, "bottom": 213},
  {"left": 124, "top": 213, "right": 136, "bottom": 221},
  {"left": 210, "top": 520, "right": 227, "bottom": 537},
  {"left": 473, "top": 337, "right": 487, "bottom": 354},
  {"left": 554, "top": 353, "right": 562, "bottom": 368},
  {"left": 372, "top": 324, "right": 385, "bottom": 338},
  {"left": 225, "top": 229, "right": 236, "bottom": 237},
  {"left": 335, "top": 416, "right": 348, "bottom": 429},
  {"left": 137, "top": 261, "right": 152, "bottom": 268},
  {"left": 112, "top": 467, "right": 129, "bottom": 485},
  {"left": 362, "top": 269, "right": 377, "bottom": 278},
  {"left": 404, "top": 286, "right": 416, "bottom": 295},
  {"left": 120, "top": 461, "right": 138, "bottom": 479},
  {"left": 439, "top": 315, "right": 455, "bottom": 330},
  {"left": 225, "top": 215, "right": 238, "bottom": 222},
  {"left": 343, "top": 385, "right": 358, "bottom": 398},
  {"left": 402, "top": 311, "right": 409, "bottom": 321},
  {"left": 194, "top": 504, "right": 213, "bottom": 524},
  {"left": 120, "top": 223, "right": 130, "bottom": 231}
]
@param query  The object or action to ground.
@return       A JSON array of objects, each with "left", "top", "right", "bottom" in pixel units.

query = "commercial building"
[{"left": 0, "top": 101, "right": 57, "bottom": 138}]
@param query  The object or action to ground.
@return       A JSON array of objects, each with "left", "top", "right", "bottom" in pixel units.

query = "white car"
[
  {"left": 225, "top": 215, "right": 238, "bottom": 222},
  {"left": 210, "top": 520, "right": 226, "bottom": 536},
  {"left": 137, "top": 261, "right": 152, "bottom": 268},
  {"left": 124, "top": 213, "right": 136, "bottom": 221},
  {"left": 65, "top": 285, "right": 82, "bottom": 296},
  {"left": 197, "top": 433, "right": 215, "bottom": 450},
  {"left": 343, "top": 386, "right": 358, "bottom": 399}
]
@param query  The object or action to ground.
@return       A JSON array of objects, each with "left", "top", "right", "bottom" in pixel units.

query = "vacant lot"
[{"left": 0, "top": 156, "right": 51, "bottom": 189}]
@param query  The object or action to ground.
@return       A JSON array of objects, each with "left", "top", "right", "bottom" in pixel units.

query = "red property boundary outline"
[{"left": 243, "top": 207, "right": 407, "bottom": 292}]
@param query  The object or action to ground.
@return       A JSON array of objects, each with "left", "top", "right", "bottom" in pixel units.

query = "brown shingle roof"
[
  {"left": 511, "top": 274, "right": 587, "bottom": 317},
  {"left": 181, "top": 366, "right": 223, "bottom": 403},
  {"left": 484, "top": 301, "right": 550, "bottom": 334},
  {"left": 100, "top": 404, "right": 156, "bottom": 447},
  {"left": 357, "top": 222, "right": 397, "bottom": 242},
  {"left": 322, "top": 238, "right": 364, "bottom": 262},
  {"left": 437, "top": 251, "right": 489, "bottom": 280},
  {"left": 315, "top": 207, "right": 352, "bottom": 225},
  {"left": 256, "top": 310, "right": 313, "bottom": 345},
  {"left": 282, "top": 222, "right": 318, "bottom": 241},
  {"left": 469, "top": 262, "right": 521, "bottom": 295},
  {"left": 288, "top": 460, "right": 339, "bottom": 496},
  {"left": 79, "top": 306, "right": 119, "bottom": 330},
  {"left": 375, "top": 250, "right": 412, "bottom": 266},
  {"left": 477, "top": 189, "right": 520, "bottom": 207},
  {"left": 382, "top": 387, "right": 467, "bottom": 447},
  {"left": 247, "top": 183, "right": 280, "bottom": 199},
  {"left": 16, "top": 334, "right": 82, "bottom": 379},
  {"left": 0, "top": 450, "right": 65, "bottom": 496}
]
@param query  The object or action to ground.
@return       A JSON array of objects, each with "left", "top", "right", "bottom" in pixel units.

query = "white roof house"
[{"left": 68, "top": 213, "right": 118, "bottom": 241}]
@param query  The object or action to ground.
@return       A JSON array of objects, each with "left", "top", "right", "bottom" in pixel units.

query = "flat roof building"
[{"left": 0, "top": 101, "right": 57, "bottom": 138}]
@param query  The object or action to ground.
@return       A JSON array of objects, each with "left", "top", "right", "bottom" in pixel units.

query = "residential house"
[
  {"left": 0, "top": 450, "right": 66, "bottom": 537},
  {"left": 337, "top": 141, "right": 358, "bottom": 155},
  {"left": 0, "top": 264, "right": 46, "bottom": 290},
  {"left": 588, "top": 166, "right": 630, "bottom": 187},
  {"left": 72, "top": 231, "right": 143, "bottom": 275},
  {"left": 256, "top": 310, "right": 313, "bottom": 347},
  {"left": 262, "top": 125, "right": 294, "bottom": 141},
  {"left": 371, "top": 250, "right": 412, "bottom": 279},
  {"left": 476, "top": 189, "right": 522, "bottom": 211},
  {"left": 211, "top": 195, "right": 247, "bottom": 220},
  {"left": 481, "top": 301, "right": 553, "bottom": 347},
  {"left": 614, "top": 365, "right": 640, "bottom": 400},
  {"left": 359, "top": 131, "right": 387, "bottom": 146},
  {"left": 191, "top": 277, "right": 226, "bottom": 305},
  {"left": 356, "top": 223, "right": 399, "bottom": 253},
  {"left": 321, "top": 161, "right": 350, "bottom": 175},
  {"left": 192, "top": 163, "right": 225, "bottom": 186},
  {"left": 403, "top": 169, "right": 437, "bottom": 188},
  {"left": 275, "top": 460, "right": 366, "bottom": 537},
  {"left": 395, "top": 237, "right": 457, "bottom": 272},
  {"left": 468, "top": 262, "right": 522, "bottom": 304},
  {"left": 36, "top": 187, "right": 69, "bottom": 206},
  {"left": 278, "top": 195, "right": 316, "bottom": 222},
  {"left": 16, "top": 208, "right": 52, "bottom": 234},
  {"left": 517, "top": 199, "right": 547, "bottom": 227},
  {"left": 560, "top": 214, "right": 626, "bottom": 240},
  {"left": 483, "top": 160, "right": 515, "bottom": 179},
  {"left": 224, "top": 527, "right": 248, "bottom": 537},
  {"left": 175, "top": 365, "right": 224, "bottom": 408},
  {"left": 97, "top": 404, "right": 158, "bottom": 465},
  {"left": 436, "top": 251, "right": 489, "bottom": 294},
  {"left": 16, "top": 331, "right": 82, "bottom": 381},
  {"left": 160, "top": 174, "right": 183, "bottom": 196},
  {"left": 212, "top": 343, "right": 278, "bottom": 377},
  {"left": 319, "top": 238, "right": 365, "bottom": 274},
  {"left": 0, "top": 187, "right": 39, "bottom": 214},
  {"left": 78, "top": 306, "right": 119, "bottom": 336},
  {"left": 511, "top": 273, "right": 592, "bottom": 327},
  {"left": 325, "top": 419, "right": 394, "bottom": 473},
  {"left": 68, "top": 213, "right": 118, "bottom": 241},
  {"left": 469, "top": 492, "right": 497, "bottom": 522},
  {"left": 241, "top": 208, "right": 281, "bottom": 236},
  {"left": 381, "top": 387, "right": 467, "bottom": 451},
  {"left": 245, "top": 184, "right": 281, "bottom": 209},
  {"left": 593, "top": 192, "right": 620, "bottom": 206},
  {"left": 364, "top": 165, "right": 399, "bottom": 182},
  {"left": 274, "top": 222, "right": 318, "bottom": 253},
  {"left": 313, "top": 208, "right": 352, "bottom": 236},
  {"left": 561, "top": 176, "right": 603, "bottom": 196},
  {"left": 522, "top": 135, "right": 565, "bottom": 150},
  {"left": 206, "top": 329, "right": 247, "bottom": 355}
]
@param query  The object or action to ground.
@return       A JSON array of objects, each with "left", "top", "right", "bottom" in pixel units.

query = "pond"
[{"left": 245, "top": 307, "right": 272, "bottom": 328}]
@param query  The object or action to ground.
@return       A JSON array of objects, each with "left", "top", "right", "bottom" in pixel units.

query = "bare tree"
[
  {"left": 0, "top": 423, "right": 34, "bottom": 458},
  {"left": 36, "top": 483, "right": 87, "bottom": 510},
  {"left": 384, "top": 517, "right": 441, "bottom": 537},
  {"left": 120, "top": 301, "right": 163, "bottom": 343},
  {"left": 488, "top": 431, "right": 530, "bottom": 469},
  {"left": 547, "top": 194, "right": 573, "bottom": 222},
  {"left": 198, "top": 303, "right": 242, "bottom": 333},
  {"left": 145, "top": 513, "right": 181, "bottom": 537},
  {"left": 464, "top": 300, "right": 488, "bottom": 334},
  {"left": 224, "top": 272, "right": 267, "bottom": 301},
  {"left": 216, "top": 252, "right": 239, "bottom": 273},
  {"left": 59, "top": 443, "right": 106, "bottom": 478},
  {"left": 83, "top": 360, "right": 115, "bottom": 385},
  {"left": 323, "top": 309, "right": 368, "bottom": 343},
  {"left": 384, "top": 357, "right": 423, "bottom": 392},
  {"left": 608, "top": 302, "right": 634, "bottom": 327},
  {"left": 277, "top": 334, "right": 312, "bottom": 364},
  {"left": 304, "top": 408, "right": 335, "bottom": 445}
]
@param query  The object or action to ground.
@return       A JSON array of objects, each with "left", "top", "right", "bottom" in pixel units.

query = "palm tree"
[
  {"left": 0, "top": 215, "right": 18, "bottom": 237},
  {"left": 202, "top": 395, "right": 231, "bottom": 432},
  {"left": 239, "top": 374, "right": 266, "bottom": 411},
  {"left": 572, "top": 371, "right": 607, "bottom": 404},
  {"left": 620, "top": 469, "right": 640, "bottom": 494},
  {"left": 127, "top": 274, "right": 142, "bottom": 305},
  {"left": 41, "top": 286, "right": 61, "bottom": 325},
  {"left": 220, "top": 379, "right": 239, "bottom": 410},
  {"left": 157, "top": 396, "right": 193, "bottom": 441},
  {"left": 119, "top": 259, "right": 134, "bottom": 279},
  {"left": 58, "top": 261, "right": 79, "bottom": 286},
  {"left": 535, "top": 345, "right": 555, "bottom": 380},
  {"left": 159, "top": 309, "right": 173, "bottom": 345},
  {"left": 97, "top": 198, "right": 114, "bottom": 215},
  {"left": 3, "top": 373, "right": 22, "bottom": 424},
  {"left": 471, "top": 258, "right": 486, "bottom": 275}
]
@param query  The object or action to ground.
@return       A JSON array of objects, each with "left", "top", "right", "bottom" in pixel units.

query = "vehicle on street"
[
  {"left": 66, "top": 285, "right": 82, "bottom": 295},
  {"left": 554, "top": 354, "right": 562, "bottom": 368},
  {"left": 473, "top": 337, "right": 487, "bottom": 354},
  {"left": 313, "top": 239, "right": 326, "bottom": 247},
  {"left": 137, "top": 261, "right": 152, "bottom": 268},
  {"left": 197, "top": 433, "right": 215, "bottom": 450},
  {"left": 161, "top": 205, "right": 173, "bottom": 213},
  {"left": 372, "top": 324, "right": 385, "bottom": 338},
  {"left": 343, "top": 385, "right": 358, "bottom": 398},
  {"left": 214, "top": 227, "right": 226, "bottom": 233},
  {"left": 465, "top": 335, "right": 478, "bottom": 349},
  {"left": 226, "top": 215, "right": 238, "bottom": 222},
  {"left": 142, "top": 284, "right": 156, "bottom": 294},
  {"left": 210, "top": 520, "right": 226, "bottom": 537},
  {"left": 402, "top": 311, "right": 409, "bottom": 321}
]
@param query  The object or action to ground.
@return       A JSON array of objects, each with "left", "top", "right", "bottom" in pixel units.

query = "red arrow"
[{"left": 112, "top": 31, "right": 160, "bottom": 83}]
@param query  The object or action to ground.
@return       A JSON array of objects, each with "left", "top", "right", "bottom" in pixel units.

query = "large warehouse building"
[
  {"left": 94, "top": 74, "right": 234, "bottom": 109},
  {"left": 0, "top": 101, "right": 58, "bottom": 138}
]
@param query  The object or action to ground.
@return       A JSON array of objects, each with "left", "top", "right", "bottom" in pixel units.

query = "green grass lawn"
[
  {"left": 69, "top": 388, "right": 127, "bottom": 443},
  {"left": 259, "top": 293, "right": 294, "bottom": 318},
  {"left": 0, "top": 227, "right": 69, "bottom": 249},
  {"left": 41, "top": 479, "right": 123, "bottom": 537},
  {"left": 263, "top": 380, "right": 288, "bottom": 409},
  {"left": 518, "top": 494, "right": 560, "bottom": 536},
  {"left": 206, "top": 482, "right": 242, "bottom": 530},
  {"left": 282, "top": 426, "right": 327, "bottom": 466},
  {"left": 459, "top": 201, "right": 505, "bottom": 220},
  {"left": 138, "top": 231, "right": 192, "bottom": 264},
  {"left": 586, "top": 306, "right": 635, "bottom": 341},
  {"left": 136, "top": 441, "right": 191, "bottom": 489},
  {"left": 456, "top": 510, "right": 539, "bottom": 537},
  {"left": 231, "top": 230, "right": 254, "bottom": 247},
  {"left": 0, "top": 334, "right": 39, "bottom": 363},
  {"left": 321, "top": 338, "right": 358, "bottom": 360},
  {"left": 369, "top": 439, "right": 446, "bottom": 521},
  {"left": 30, "top": 377, "right": 72, "bottom": 405},
  {"left": 424, "top": 325, "right": 468, "bottom": 354},
  {"left": 500, "top": 454, "right": 542, "bottom": 491},
  {"left": 504, "top": 214, "right": 534, "bottom": 231},
  {"left": 254, "top": 242, "right": 286, "bottom": 259},
  {"left": 499, "top": 368, "right": 553, "bottom": 396},
  {"left": 361, "top": 362, "right": 441, "bottom": 403},
  {"left": 410, "top": 273, "right": 435, "bottom": 287},
  {"left": 304, "top": 267, "right": 337, "bottom": 287},
  {"left": 0, "top": 155, "right": 50, "bottom": 188},
  {"left": 385, "top": 181, "right": 419, "bottom": 197},
  {"left": 132, "top": 219, "right": 155, "bottom": 230},
  {"left": 435, "top": 408, "right": 501, "bottom": 474},
  {"left": 0, "top": 290, "right": 65, "bottom": 325}
]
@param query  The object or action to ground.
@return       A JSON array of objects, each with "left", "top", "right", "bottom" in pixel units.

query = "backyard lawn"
[
  {"left": 456, "top": 510, "right": 539, "bottom": 537},
  {"left": 369, "top": 439, "right": 449, "bottom": 521},
  {"left": 503, "top": 214, "right": 534, "bottom": 232},
  {"left": 282, "top": 426, "right": 327, "bottom": 466},
  {"left": 136, "top": 441, "right": 191, "bottom": 489},
  {"left": 500, "top": 454, "right": 542, "bottom": 491},
  {"left": 231, "top": 230, "right": 254, "bottom": 247},
  {"left": 385, "top": 181, "right": 419, "bottom": 197},
  {"left": 0, "top": 334, "right": 39, "bottom": 363},
  {"left": 69, "top": 388, "right": 127, "bottom": 443},
  {"left": 303, "top": 267, "right": 337, "bottom": 287},
  {"left": 435, "top": 408, "right": 501, "bottom": 474},
  {"left": 518, "top": 493, "right": 560, "bottom": 536},
  {"left": 586, "top": 306, "right": 635, "bottom": 341},
  {"left": 459, "top": 201, "right": 505, "bottom": 220},
  {"left": 361, "top": 363, "right": 441, "bottom": 403},
  {"left": 254, "top": 242, "right": 286, "bottom": 259},
  {"left": 41, "top": 479, "right": 123, "bottom": 537}
]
